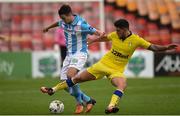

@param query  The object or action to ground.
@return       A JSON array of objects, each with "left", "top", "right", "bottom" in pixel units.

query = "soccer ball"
[{"left": 49, "top": 100, "right": 64, "bottom": 114}]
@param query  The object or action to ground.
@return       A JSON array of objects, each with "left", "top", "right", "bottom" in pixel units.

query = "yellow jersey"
[{"left": 100, "top": 31, "right": 151, "bottom": 72}]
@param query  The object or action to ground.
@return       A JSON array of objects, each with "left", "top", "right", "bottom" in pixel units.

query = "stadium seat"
[
  {"left": 72, "top": 2, "right": 84, "bottom": 13},
  {"left": 113, "top": 10, "right": 125, "bottom": 20},
  {"left": 146, "top": 35, "right": 161, "bottom": 44},
  {"left": 116, "top": 0, "right": 127, "bottom": 7},
  {"left": 105, "top": 4, "right": 114, "bottom": 13},
  {"left": 137, "top": 0, "right": 148, "bottom": 16},
  {"left": 32, "top": 38, "right": 44, "bottom": 51},
  {"left": 171, "top": 31, "right": 180, "bottom": 44},
  {"left": 125, "top": 13, "right": 136, "bottom": 33},
  {"left": 157, "top": 0, "right": 168, "bottom": 14},
  {"left": 43, "top": 15, "right": 54, "bottom": 27},
  {"left": 10, "top": 39, "right": 21, "bottom": 52},
  {"left": 146, "top": 0, "right": 159, "bottom": 21},
  {"left": 160, "top": 14, "right": 171, "bottom": 25},
  {"left": 42, "top": 3, "right": 53, "bottom": 14},
  {"left": 32, "top": 15, "right": 42, "bottom": 32},
  {"left": 20, "top": 34, "right": 32, "bottom": 51},
  {"left": 1, "top": 3, "right": 11, "bottom": 21},
  {"left": 0, "top": 39, "right": 9, "bottom": 52},
  {"left": 32, "top": 3, "right": 42, "bottom": 15},
  {"left": 21, "top": 15, "right": 32, "bottom": 33},
  {"left": 159, "top": 28, "right": 171, "bottom": 45},
  {"left": 136, "top": 18, "right": 148, "bottom": 37},
  {"left": 31, "top": 31, "right": 44, "bottom": 51},
  {"left": 165, "top": 0, "right": 180, "bottom": 29},
  {"left": 43, "top": 33, "right": 55, "bottom": 50},
  {"left": 11, "top": 15, "right": 22, "bottom": 33},
  {"left": 127, "top": 0, "right": 137, "bottom": 12}
]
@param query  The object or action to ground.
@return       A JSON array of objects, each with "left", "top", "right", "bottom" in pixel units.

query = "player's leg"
[
  {"left": 41, "top": 69, "right": 96, "bottom": 113},
  {"left": 40, "top": 69, "right": 96, "bottom": 93},
  {"left": 66, "top": 67, "right": 85, "bottom": 114},
  {"left": 105, "top": 76, "right": 127, "bottom": 114},
  {"left": 66, "top": 67, "right": 97, "bottom": 113},
  {"left": 66, "top": 53, "right": 96, "bottom": 113}
]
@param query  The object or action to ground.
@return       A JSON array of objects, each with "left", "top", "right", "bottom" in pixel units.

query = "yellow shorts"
[{"left": 87, "top": 61, "right": 126, "bottom": 80}]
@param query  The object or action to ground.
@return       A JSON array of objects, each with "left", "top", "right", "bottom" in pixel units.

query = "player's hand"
[
  {"left": 43, "top": 28, "right": 49, "bottom": 33},
  {"left": 167, "top": 44, "right": 178, "bottom": 50},
  {"left": 100, "top": 32, "right": 106, "bottom": 38}
]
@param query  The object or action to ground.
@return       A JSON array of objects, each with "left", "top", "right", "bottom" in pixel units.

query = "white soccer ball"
[{"left": 49, "top": 100, "right": 64, "bottom": 114}]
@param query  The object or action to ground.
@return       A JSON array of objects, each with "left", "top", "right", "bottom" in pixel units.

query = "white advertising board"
[
  {"left": 124, "top": 50, "right": 154, "bottom": 78},
  {"left": 32, "top": 51, "right": 61, "bottom": 78}
]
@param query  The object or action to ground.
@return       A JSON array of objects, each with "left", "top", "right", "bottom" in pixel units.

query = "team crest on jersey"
[
  {"left": 129, "top": 42, "right": 132, "bottom": 47},
  {"left": 75, "top": 26, "right": 81, "bottom": 31},
  {"left": 72, "top": 58, "right": 78, "bottom": 63}
]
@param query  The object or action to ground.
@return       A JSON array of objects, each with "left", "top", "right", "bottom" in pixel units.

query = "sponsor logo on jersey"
[{"left": 111, "top": 49, "right": 129, "bottom": 59}]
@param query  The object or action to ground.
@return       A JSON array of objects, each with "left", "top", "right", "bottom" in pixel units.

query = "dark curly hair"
[
  {"left": 114, "top": 19, "right": 129, "bottom": 29},
  {"left": 58, "top": 4, "right": 72, "bottom": 15}
]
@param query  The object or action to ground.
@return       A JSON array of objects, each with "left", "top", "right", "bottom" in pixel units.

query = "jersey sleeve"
[
  {"left": 58, "top": 21, "right": 62, "bottom": 28},
  {"left": 107, "top": 32, "right": 114, "bottom": 41},
  {"left": 137, "top": 36, "right": 151, "bottom": 49},
  {"left": 81, "top": 22, "right": 96, "bottom": 35}
]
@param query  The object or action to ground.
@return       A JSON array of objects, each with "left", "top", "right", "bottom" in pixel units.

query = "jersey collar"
[
  {"left": 71, "top": 14, "right": 79, "bottom": 26},
  {"left": 121, "top": 31, "right": 132, "bottom": 41}
]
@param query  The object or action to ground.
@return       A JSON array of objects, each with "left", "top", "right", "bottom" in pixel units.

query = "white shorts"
[{"left": 60, "top": 52, "right": 87, "bottom": 80}]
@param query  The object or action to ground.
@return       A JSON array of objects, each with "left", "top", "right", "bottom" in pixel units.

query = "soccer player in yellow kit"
[{"left": 41, "top": 19, "right": 177, "bottom": 114}]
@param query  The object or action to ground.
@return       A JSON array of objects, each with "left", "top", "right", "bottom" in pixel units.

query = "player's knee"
[
  {"left": 67, "top": 68, "right": 78, "bottom": 78},
  {"left": 72, "top": 76, "right": 82, "bottom": 83},
  {"left": 118, "top": 82, "right": 127, "bottom": 91},
  {"left": 67, "top": 74, "right": 73, "bottom": 79}
]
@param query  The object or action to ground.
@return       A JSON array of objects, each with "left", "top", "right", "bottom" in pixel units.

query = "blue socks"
[
  {"left": 65, "top": 79, "right": 91, "bottom": 104},
  {"left": 66, "top": 84, "right": 91, "bottom": 104},
  {"left": 74, "top": 84, "right": 91, "bottom": 102}
]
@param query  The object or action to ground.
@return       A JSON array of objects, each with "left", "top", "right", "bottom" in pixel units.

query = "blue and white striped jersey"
[{"left": 58, "top": 14, "right": 96, "bottom": 54}]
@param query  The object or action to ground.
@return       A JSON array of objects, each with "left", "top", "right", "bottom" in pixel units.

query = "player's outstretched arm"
[
  {"left": 148, "top": 44, "right": 178, "bottom": 52},
  {"left": 88, "top": 32, "right": 109, "bottom": 45},
  {"left": 43, "top": 22, "right": 59, "bottom": 33}
]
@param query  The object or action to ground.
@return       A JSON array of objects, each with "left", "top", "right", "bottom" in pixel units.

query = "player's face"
[
  {"left": 116, "top": 27, "right": 127, "bottom": 39},
  {"left": 60, "top": 14, "right": 73, "bottom": 24}
]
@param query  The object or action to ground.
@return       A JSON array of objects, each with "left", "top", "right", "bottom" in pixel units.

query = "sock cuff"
[
  {"left": 66, "top": 79, "right": 75, "bottom": 87},
  {"left": 113, "top": 89, "right": 124, "bottom": 98}
]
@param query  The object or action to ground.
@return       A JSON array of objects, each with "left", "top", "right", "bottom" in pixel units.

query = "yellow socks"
[
  {"left": 109, "top": 89, "right": 124, "bottom": 107},
  {"left": 52, "top": 81, "right": 68, "bottom": 92},
  {"left": 52, "top": 79, "right": 75, "bottom": 92}
]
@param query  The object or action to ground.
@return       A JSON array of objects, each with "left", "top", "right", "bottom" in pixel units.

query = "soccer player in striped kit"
[{"left": 41, "top": 4, "right": 104, "bottom": 114}]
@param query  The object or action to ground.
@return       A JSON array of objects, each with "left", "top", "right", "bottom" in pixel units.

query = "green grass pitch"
[{"left": 0, "top": 77, "right": 180, "bottom": 115}]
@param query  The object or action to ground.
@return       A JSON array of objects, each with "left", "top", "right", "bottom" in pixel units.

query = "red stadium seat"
[
  {"left": 159, "top": 28, "right": 171, "bottom": 45},
  {"left": 20, "top": 34, "right": 32, "bottom": 51},
  {"left": 43, "top": 33, "right": 55, "bottom": 50},
  {"left": 32, "top": 38, "right": 44, "bottom": 51},
  {"left": 146, "top": 35, "right": 161, "bottom": 44},
  {"left": 10, "top": 33, "right": 21, "bottom": 51},
  {"left": 171, "top": 31, "right": 180, "bottom": 44},
  {"left": 0, "top": 39, "right": 9, "bottom": 52}
]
